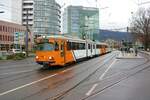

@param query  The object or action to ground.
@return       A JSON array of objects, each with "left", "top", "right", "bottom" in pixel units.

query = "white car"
[{"left": 8, "top": 49, "right": 26, "bottom": 55}]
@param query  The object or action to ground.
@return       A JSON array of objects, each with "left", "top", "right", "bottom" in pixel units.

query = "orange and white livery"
[{"left": 35, "top": 35, "right": 110, "bottom": 67}]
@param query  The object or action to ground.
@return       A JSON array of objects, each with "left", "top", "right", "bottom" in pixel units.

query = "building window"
[
  {"left": 5, "top": 36, "right": 7, "bottom": 41},
  {"left": 2, "top": 35, "right": 4, "bottom": 41},
  {"left": 0, "top": 35, "right": 2, "bottom": 41},
  {"left": 0, "top": 26, "right": 2, "bottom": 31},
  {"left": 3, "top": 26, "right": 5, "bottom": 32}
]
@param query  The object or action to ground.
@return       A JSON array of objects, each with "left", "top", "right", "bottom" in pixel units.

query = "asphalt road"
[{"left": 0, "top": 51, "right": 150, "bottom": 100}]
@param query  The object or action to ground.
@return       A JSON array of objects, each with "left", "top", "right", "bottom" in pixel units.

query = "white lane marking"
[
  {"left": 0, "top": 74, "right": 57, "bottom": 96},
  {"left": 99, "top": 59, "right": 117, "bottom": 80},
  {"left": 0, "top": 69, "right": 37, "bottom": 76},
  {"left": 86, "top": 84, "right": 98, "bottom": 96},
  {"left": 62, "top": 68, "right": 71, "bottom": 73},
  {"left": 85, "top": 59, "right": 117, "bottom": 96}
]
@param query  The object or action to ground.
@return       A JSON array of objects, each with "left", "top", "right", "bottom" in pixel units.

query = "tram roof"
[
  {"left": 37, "top": 35, "right": 108, "bottom": 45},
  {"left": 38, "top": 35, "right": 86, "bottom": 42}
]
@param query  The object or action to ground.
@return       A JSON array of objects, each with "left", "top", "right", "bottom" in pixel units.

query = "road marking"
[
  {"left": 99, "top": 59, "right": 117, "bottom": 80},
  {"left": 0, "top": 69, "right": 37, "bottom": 76},
  {"left": 58, "top": 68, "right": 73, "bottom": 74},
  {"left": 0, "top": 73, "right": 57, "bottom": 96},
  {"left": 86, "top": 84, "right": 98, "bottom": 96},
  {"left": 63, "top": 68, "right": 73, "bottom": 72},
  {"left": 85, "top": 59, "right": 117, "bottom": 96}
]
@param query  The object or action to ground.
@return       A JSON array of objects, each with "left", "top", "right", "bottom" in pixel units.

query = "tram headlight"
[
  {"left": 36, "top": 56, "right": 39, "bottom": 59},
  {"left": 49, "top": 56, "right": 52, "bottom": 60}
]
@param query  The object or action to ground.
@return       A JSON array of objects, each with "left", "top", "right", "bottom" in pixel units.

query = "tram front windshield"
[{"left": 37, "top": 43, "right": 54, "bottom": 51}]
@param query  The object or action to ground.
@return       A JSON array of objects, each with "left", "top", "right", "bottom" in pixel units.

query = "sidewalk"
[
  {"left": 117, "top": 52, "right": 142, "bottom": 59},
  {"left": 140, "top": 51, "right": 150, "bottom": 55}
]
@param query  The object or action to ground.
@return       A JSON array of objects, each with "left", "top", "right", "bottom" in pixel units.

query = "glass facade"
[
  {"left": 33, "top": 0, "right": 61, "bottom": 36},
  {"left": 63, "top": 6, "right": 99, "bottom": 41}
]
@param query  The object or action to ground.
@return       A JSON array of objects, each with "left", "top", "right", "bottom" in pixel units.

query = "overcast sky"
[
  {"left": 0, "top": 0, "right": 150, "bottom": 30},
  {"left": 56, "top": 0, "right": 150, "bottom": 30}
]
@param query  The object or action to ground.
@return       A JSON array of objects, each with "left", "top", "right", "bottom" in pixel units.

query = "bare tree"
[{"left": 130, "top": 8, "right": 150, "bottom": 51}]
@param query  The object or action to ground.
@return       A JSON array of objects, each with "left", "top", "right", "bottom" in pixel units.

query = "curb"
[
  {"left": 116, "top": 57, "right": 142, "bottom": 59},
  {"left": 140, "top": 51, "right": 150, "bottom": 55}
]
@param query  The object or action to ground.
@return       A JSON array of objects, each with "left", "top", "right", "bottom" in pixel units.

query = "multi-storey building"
[
  {"left": 0, "top": 20, "right": 26, "bottom": 51},
  {"left": 33, "top": 0, "right": 61, "bottom": 36},
  {"left": 2, "top": 0, "right": 33, "bottom": 27},
  {"left": 22, "top": 0, "right": 34, "bottom": 31},
  {"left": 63, "top": 6, "right": 99, "bottom": 41}
]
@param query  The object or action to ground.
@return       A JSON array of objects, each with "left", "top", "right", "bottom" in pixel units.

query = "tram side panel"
[{"left": 65, "top": 41, "right": 76, "bottom": 64}]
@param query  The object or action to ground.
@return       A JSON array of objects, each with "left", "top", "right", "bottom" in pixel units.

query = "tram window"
[
  {"left": 37, "top": 43, "right": 54, "bottom": 51},
  {"left": 55, "top": 42, "right": 59, "bottom": 51},
  {"left": 75, "top": 43, "right": 78, "bottom": 50},
  {"left": 96, "top": 45, "right": 99, "bottom": 49},
  {"left": 71, "top": 42, "right": 75, "bottom": 50},
  {"left": 77, "top": 43, "right": 80, "bottom": 50},
  {"left": 76, "top": 43, "right": 79, "bottom": 50},
  {"left": 71, "top": 42, "right": 81, "bottom": 50},
  {"left": 67, "top": 42, "right": 71, "bottom": 50},
  {"left": 100, "top": 45, "right": 102, "bottom": 48},
  {"left": 83, "top": 43, "right": 85, "bottom": 49},
  {"left": 96, "top": 45, "right": 98, "bottom": 49},
  {"left": 96, "top": 45, "right": 102, "bottom": 49},
  {"left": 93, "top": 45, "right": 95, "bottom": 49},
  {"left": 79, "top": 43, "right": 85, "bottom": 50},
  {"left": 79, "top": 43, "right": 81, "bottom": 50},
  {"left": 88, "top": 44, "right": 90, "bottom": 49},
  {"left": 60, "top": 44, "right": 63, "bottom": 50}
]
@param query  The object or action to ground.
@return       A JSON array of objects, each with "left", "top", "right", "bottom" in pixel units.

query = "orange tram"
[{"left": 35, "top": 35, "right": 111, "bottom": 68}]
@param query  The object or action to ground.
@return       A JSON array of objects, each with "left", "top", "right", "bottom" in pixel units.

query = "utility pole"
[{"left": 25, "top": 9, "right": 29, "bottom": 57}]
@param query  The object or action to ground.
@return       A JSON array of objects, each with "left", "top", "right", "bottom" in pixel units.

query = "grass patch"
[{"left": 7, "top": 53, "right": 26, "bottom": 60}]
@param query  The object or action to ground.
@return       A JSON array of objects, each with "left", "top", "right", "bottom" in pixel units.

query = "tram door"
[{"left": 60, "top": 41, "right": 66, "bottom": 65}]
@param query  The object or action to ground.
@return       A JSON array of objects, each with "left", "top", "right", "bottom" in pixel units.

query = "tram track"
[
  {"left": 5, "top": 52, "right": 117, "bottom": 100},
  {"left": 21, "top": 53, "right": 117, "bottom": 100},
  {"left": 0, "top": 52, "right": 115, "bottom": 85},
  {"left": 80, "top": 52, "right": 150, "bottom": 100},
  {"left": 0, "top": 52, "right": 118, "bottom": 100},
  {"left": 43, "top": 52, "right": 118, "bottom": 100}
]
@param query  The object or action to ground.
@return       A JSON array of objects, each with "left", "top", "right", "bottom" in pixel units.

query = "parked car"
[{"left": 8, "top": 49, "right": 26, "bottom": 55}]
